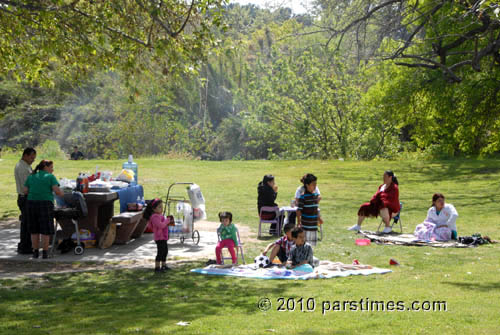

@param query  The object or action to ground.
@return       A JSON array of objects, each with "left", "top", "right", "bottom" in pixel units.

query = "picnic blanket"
[
  {"left": 191, "top": 261, "right": 391, "bottom": 280},
  {"left": 359, "top": 230, "right": 473, "bottom": 248}
]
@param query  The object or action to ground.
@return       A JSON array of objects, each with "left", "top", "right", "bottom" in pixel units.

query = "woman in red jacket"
[{"left": 348, "top": 170, "right": 400, "bottom": 234}]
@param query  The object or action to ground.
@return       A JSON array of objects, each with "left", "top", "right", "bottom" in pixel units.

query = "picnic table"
[
  {"left": 280, "top": 205, "right": 297, "bottom": 225},
  {"left": 56, "top": 185, "right": 145, "bottom": 245}
]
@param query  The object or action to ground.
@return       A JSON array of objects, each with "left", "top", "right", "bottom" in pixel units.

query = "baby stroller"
[{"left": 52, "top": 191, "right": 88, "bottom": 256}]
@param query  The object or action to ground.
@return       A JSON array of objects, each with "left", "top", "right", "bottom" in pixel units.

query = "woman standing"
[
  {"left": 23, "top": 160, "right": 64, "bottom": 259},
  {"left": 348, "top": 170, "right": 400, "bottom": 234},
  {"left": 414, "top": 193, "right": 458, "bottom": 241}
]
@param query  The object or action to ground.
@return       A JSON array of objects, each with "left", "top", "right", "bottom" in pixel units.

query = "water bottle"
[
  {"left": 76, "top": 173, "right": 83, "bottom": 192},
  {"left": 122, "top": 155, "right": 138, "bottom": 184}
]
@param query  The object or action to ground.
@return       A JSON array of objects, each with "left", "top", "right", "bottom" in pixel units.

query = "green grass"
[{"left": 1, "top": 153, "right": 500, "bottom": 334}]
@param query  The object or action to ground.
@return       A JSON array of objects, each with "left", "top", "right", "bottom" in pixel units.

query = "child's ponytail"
[{"left": 144, "top": 198, "right": 162, "bottom": 220}]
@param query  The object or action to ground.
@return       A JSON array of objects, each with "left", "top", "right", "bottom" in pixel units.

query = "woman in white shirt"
[{"left": 414, "top": 193, "right": 459, "bottom": 241}]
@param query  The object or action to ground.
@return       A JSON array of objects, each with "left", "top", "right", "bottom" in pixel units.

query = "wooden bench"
[
  {"left": 131, "top": 217, "right": 149, "bottom": 239},
  {"left": 111, "top": 211, "right": 144, "bottom": 244}
]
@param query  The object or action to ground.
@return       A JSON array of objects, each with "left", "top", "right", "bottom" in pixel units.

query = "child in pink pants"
[{"left": 216, "top": 212, "right": 238, "bottom": 265}]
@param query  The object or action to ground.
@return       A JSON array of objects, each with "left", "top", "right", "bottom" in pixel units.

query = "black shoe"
[
  {"left": 154, "top": 267, "right": 163, "bottom": 273},
  {"left": 42, "top": 250, "right": 48, "bottom": 259},
  {"left": 32, "top": 249, "right": 39, "bottom": 259},
  {"left": 205, "top": 259, "right": 217, "bottom": 266},
  {"left": 161, "top": 265, "right": 170, "bottom": 271}
]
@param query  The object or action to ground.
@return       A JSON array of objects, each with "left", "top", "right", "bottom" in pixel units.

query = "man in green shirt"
[{"left": 14, "top": 147, "right": 36, "bottom": 254}]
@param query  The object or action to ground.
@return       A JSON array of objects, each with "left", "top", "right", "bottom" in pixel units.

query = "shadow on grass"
[
  {"left": 257, "top": 235, "right": 280, "bottom": 242},
  {"left": 443, "top": 281, "right": 500, "bottom": 292},
  {"left": 0, "top": 262, "right": 292, "bottom": 333},
  {"left": 405, "top": 160, "right": 500, "bottom": 183}
]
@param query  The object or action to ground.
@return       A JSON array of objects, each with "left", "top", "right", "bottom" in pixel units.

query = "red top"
[{"left": 371, "top": 183, "right": 400, "bottom": 214}]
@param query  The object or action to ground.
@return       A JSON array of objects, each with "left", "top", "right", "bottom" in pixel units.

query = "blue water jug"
[{"left": 122, "top": 155, "right": 138, "bottom": 184}]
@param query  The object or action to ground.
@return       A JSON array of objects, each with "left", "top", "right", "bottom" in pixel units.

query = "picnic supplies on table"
[
  {"left": 191, "top": 261, "right": 391, "bottom": 280},
  {"left": 75, "top": 173, "right": 89, "bottom": 193},
  {"left": 359, "top": 230, "right": 473, "bottom": 248},
  {"left": 116, "top": 169, "right": 135, "bottom": 183},
  {"left": 122, "top": 155, "right": 138, "bottom": 184},
  {"left": 163, "top": 182, "right": 204, "bottom": 245}
]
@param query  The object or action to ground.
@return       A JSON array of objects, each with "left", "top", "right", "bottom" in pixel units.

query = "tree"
[
  {"left": 310, "top": 0, "right": 500, "bottom": 82},
  {"left": 0, "top": 0, "right": 227, "bottom": 84}
]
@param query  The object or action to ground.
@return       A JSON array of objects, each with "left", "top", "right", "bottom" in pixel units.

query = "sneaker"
[
  {"left": 42, "top": 250, "right": 48, "bottom": 259},
  {"left": 348, "top": 224, "right": 361, "bottom": 232},
  {"left": 154, "top": 267, "right": 163, "bottom": 273},
  {"left": 32, "top": 249, "right": 39, "bottom": 259},
  {"left": 161, "top": 265, "right": 170, "bottom": 271},
  {"left": 381, "top": 227, "right": 392, "bottom": 234}
]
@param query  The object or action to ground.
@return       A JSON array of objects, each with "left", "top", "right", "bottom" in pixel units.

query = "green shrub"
[{"left": 36, "top": 140, "right": 67, "bottom": 160}]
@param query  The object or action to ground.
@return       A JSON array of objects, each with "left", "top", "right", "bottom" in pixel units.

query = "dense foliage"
[{"left": 1, "top": 1, "right": 499, "bottom": 159}]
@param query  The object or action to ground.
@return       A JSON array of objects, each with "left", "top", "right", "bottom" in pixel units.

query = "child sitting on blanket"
[
  {"left": 143, "top": 198, "right": 172, "bottom": 273},
  {"left": 216, "top": 212, "right": 239, "bottom": 265},
  {"left": 261, "top": 223, "right": 295, "bottom": 266},
  {"left": 286, "top": 227, "right": 314, "bottom": 269}
]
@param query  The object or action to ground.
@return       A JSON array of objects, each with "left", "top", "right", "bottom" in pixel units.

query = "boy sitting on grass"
[
  {"left": 261, "top": 223, "right": 295, "bottom": 266},
  {"left": 286, "top": 227, "right": 314, "bottom": 269}
]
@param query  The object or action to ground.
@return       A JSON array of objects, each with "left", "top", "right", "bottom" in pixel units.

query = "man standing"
[
  {"left": 70, "top": 146, "right": 84, "bottom": 160},
  {"left": 15, "top": 147, "right": 36, "bottom": 254}
]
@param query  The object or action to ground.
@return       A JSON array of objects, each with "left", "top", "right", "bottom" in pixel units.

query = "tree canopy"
[
  {"left": 0, "top": 0, "right": 227, "bottom": 83},
  {"left": 1, "top": 1, "right": 500, "bottom": 159}
]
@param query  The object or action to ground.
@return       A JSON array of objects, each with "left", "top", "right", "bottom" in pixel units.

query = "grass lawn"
[{"left": 1, "top": 152, "right": 499, "bottom": 334}]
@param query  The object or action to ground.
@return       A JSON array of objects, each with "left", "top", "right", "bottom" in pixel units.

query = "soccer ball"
[{"left": 254, "top": 255, "right": 270, "bottom": 268}]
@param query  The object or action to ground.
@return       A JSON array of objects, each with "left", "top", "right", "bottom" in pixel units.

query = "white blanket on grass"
[{"left": 191, "top": 261, "right": 391, "bottom": 280}]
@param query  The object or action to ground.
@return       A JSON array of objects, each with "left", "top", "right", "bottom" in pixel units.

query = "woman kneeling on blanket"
[
  {"left": 414, "top": 193, "right": 458, "bottom": 241},
  {"left": 348, "top": 170, "right": 400, "bottom": 234}
]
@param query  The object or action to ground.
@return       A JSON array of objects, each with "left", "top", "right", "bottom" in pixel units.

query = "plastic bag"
[{"left": 116, "top": 169, "right": 134, "bottom": 182}]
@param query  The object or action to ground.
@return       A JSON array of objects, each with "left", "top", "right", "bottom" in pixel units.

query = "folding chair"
[
  {"left": 217, "top": 227, "right": 245, "bottom": 265},
  {"left": 258, "top": 206, "right": 282, "bottom": 238},
  {"left": 377, "top": 202, "right": 403, "bottom": 233}
]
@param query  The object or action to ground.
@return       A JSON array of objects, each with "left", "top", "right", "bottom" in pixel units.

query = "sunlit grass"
[{"left": 1, "top": 153, "right": 499, "bottom": 333}]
